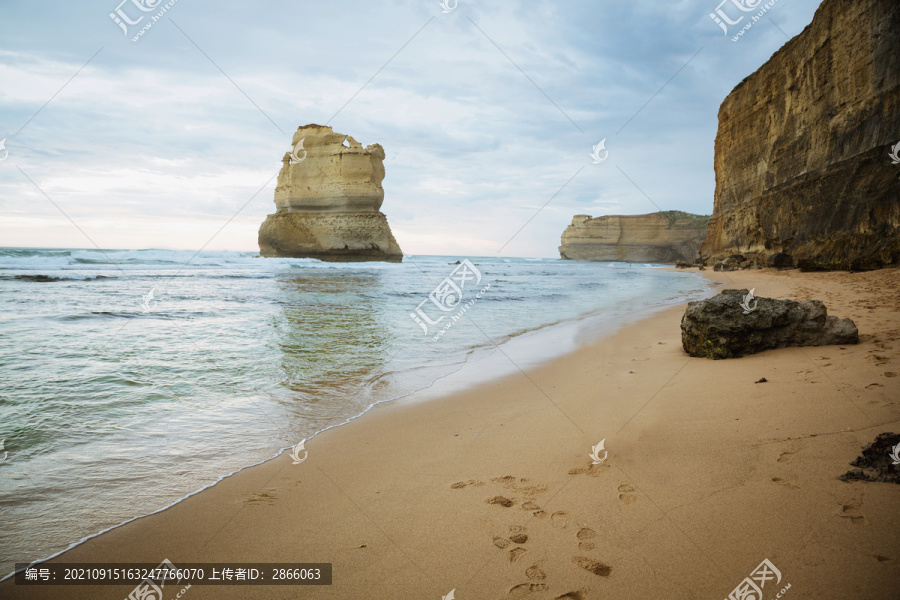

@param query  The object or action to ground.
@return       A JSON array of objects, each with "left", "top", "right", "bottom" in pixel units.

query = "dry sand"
[{"left": 5, "top": 267, "right": 899, "bottom": 599}]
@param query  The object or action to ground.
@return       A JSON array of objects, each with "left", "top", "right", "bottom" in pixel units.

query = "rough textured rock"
[
  {"left": 766, "top": 253, "right": 794, "bottom": 269},
  {"left": 713, "top": 254, "right": 752, "bottom": 272},
  {"left": 559, "top": 211, "right": 710, "bottom": 263},
  {"left": 839, "top": 432, "right": 900, "bottom": 484},
  {"left": 681, "top": 289, "right": 858, "bottom": 359},
  {"left": 258, "top": 124, "right": 403, "bottom": 262},
  {"left": 700, "top": 0, "right": 900, "bottom": 270}
]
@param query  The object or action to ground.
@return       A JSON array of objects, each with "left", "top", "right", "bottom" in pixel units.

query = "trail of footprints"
[{"left": 451, "top": 474, "right": 630, "bottom": 597}]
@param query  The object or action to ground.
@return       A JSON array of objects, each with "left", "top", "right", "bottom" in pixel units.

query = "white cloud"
[{"left": 0, "top": 0, "right": 823, "bottom": 257}]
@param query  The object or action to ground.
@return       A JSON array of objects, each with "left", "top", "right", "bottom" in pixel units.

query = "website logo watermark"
[
  {"left": 289, "top": 441, "right": 308, "bottom": 465},
  {"left": 709, "top": 0, "right": 779, "bottom": 42},
  {"left": 442, "top": 589, "right": 456, "bottom": 600},
  {"left": 739, "top": 288, "right": 757, "bottom": 314},
  {"left": 140, "top": 288, "right": 158, "bottom": 313},
  {"left": 0, "top": 439, "right": 7, "bottom": 462},
  {"left": 410, "top": 259, "right": 491, "bottom": 341},
  {"left": 0, "top": 138, "right": 8, "bottom": 163},
  {"left": 589, "top": 439, "right": 608, "bottom": 464},
  {"left": 109, "top": 0, "right": 181, "bottom": 42},
  {"left": 889, "top": 443, "right": 900, "bottom": 465},
  {"left": 889, "top": 141, "right": 900, "bottom": 165},
  {"left": 439, "top": 0, "right": 458, "bottom": 14},
  {"left": 590, "top": 139, "right": 608, "bottom": 164},
  {"left": 291, "top": 138, "right": 307, "bottom": 164},
  {"left": 725, "top": 558, "right": 789, "bottom": 600},
  {"left": 124, "top": 558, "right": 191, "bottom": 600}
]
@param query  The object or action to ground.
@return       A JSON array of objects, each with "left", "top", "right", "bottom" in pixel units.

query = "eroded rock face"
[
  {"left": 700, "top": 0, "right": 900, "bottom": 270},
  {"left": 559, "top": 211, "right": 709, "bottom": 263},
  {"left": 258, "top": 124, "right": 402, "bottom": 262},
  {"left": 681, "top": 289, "right": 858, "bottom": 359}
]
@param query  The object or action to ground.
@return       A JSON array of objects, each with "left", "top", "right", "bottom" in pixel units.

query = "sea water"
[{"left": 0, "top": 248, "right": 713, "bottom": 577}]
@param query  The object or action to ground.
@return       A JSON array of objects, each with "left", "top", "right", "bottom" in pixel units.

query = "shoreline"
[
  {"left": 0, "top": 266, "right": 713, "bottom": 583},
  {"left": 4, "top": 267, "right": 899, "bottom": 598}
]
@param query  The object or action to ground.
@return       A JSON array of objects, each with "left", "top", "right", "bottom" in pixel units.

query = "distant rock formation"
[
  {"left": 681, "top": 289, "right": 858, "bottom": 359},
  {"left": 700, "top": 0, "right": 900, "bottom": 270},
  {"left": 559, "top": 211, "right": 710, "bottom": 263},
  {"left": 258, "top": 124, "right": 403, "bottom": 262}
]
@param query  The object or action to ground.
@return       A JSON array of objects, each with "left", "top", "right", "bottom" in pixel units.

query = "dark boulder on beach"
[
  {"left": 840, "top": 432, "right": 900, "bottom": 484},
  {"left": 681, "top": 289, "right": 858, "bottom": 359}
]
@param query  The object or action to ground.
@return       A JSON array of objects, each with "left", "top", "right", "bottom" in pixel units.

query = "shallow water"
[{"left": 0, "top": 248, "right": 713, "bottom": 577}]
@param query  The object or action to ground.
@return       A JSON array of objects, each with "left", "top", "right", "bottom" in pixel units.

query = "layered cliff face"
[
  {"left": 559, "top": 211, "right": 710, "bottom": 263},
  {"left": 701, "top": 0, "right": 900, "bottom": 269},
  {"left": 258, "top": 124, "right": 403, "bottom": 262}
]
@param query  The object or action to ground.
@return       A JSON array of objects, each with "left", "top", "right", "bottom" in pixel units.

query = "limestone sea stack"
[
  {"left": 258, "top": 124, "right": 403, "bottom": 262},
  {"left": 700, "top": 0, "right": 900, "bottom": 270},
  {"left": 559, "top": 211, "right": 710, "bottom": 263}
]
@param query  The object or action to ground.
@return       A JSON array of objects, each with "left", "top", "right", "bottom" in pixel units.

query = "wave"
[
  {"left": 0, "top": 248, "right": 412, "bottom": 271},
  {"left": 0, "top": 274, "right": 112, "bottom": 282}
]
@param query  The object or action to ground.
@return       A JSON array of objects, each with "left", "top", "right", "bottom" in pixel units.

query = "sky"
[{"left": 0, "top": 0, "right": 823, "bottom": 257}]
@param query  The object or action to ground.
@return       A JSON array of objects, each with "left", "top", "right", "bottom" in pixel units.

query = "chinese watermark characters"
[
  {"left": 709, "top": 0, "right": 781, "bottom": 42},
  {"left": 109, "top": 0, "right": 182, "bottom": 42},
  {"left": 410, "top": 259, "right": 491, "bottom": 341},
  {"left": 724, "top": 558, "right": 789, "bottom": 600}
]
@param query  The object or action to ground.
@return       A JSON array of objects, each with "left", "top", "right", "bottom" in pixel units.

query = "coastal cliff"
[
  {"left": 700, "top": 0, "right": 900, "bottom": 269},
  {"left": 258, "top": 124, "right": 403, "bottom": 262},
  {"left": 559, "top": 211, "right": 710, "bottom": 263}
]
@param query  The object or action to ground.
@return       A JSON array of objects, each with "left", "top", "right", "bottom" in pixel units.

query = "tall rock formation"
[
  {"left": 258, "top": 124, "right": 403, "bottom": 262},
  {"left": 701, "top": 0, "right": 900, "bottom": 270},
  {"left": 559, "top": 211, "right": 710, "bottom": 263}
]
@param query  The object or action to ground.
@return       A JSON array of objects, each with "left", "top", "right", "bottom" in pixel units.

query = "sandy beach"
[{"left": 5, "top": 266, "right": 900, "bottom": 599}]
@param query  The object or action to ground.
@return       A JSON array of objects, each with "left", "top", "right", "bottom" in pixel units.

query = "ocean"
[{"left": 0, "top": 248, "right": 713, "bottom": 578}]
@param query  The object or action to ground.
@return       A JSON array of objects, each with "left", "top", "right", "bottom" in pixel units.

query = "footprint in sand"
[
  {"left": 838, "top": 499, "right": 865, "bottom": 523},
  {"left": 567, "top": 463, "right": 607, "bottom": 477},
  {"left": 532, "top": 510, "right": 548, "bottom": 519},
  {"left": 551, "top": 511, "right": 569, "bottom": 529},
  {"left": 508, "top": 525, "right": 528, "bottom": 544},
  {"left": 491, "top": 476, "right": 549, "bottom": 496},
  {"left": 509, "top": 548, "right": 527, "bottom": 562},
  {"left": 553, "top": 592, "right": 585, "bottom": 600},
  {"left": 450, "top": 480, "right": 485, "bottom": 489},
  {"left": 525, "top": 564, "right": 546, "bottom": 580},
  {"left": 618, "top": 483, "right": 636, "bottom": 504},
  {"left": 771, "top": 477, "right": 800, "bottom": 490},
  {"left": 245, "top": 489, "right": 278, "bottom": 504},
  {"left": 487, "top": 496, "right": 516, "bottom": 508},
  {"left": 777, "top": 446, "right": 799, "bottom": 462},
  {"left": 577, "top": 527, "right": 597, "bottom": 551},
  {"left": 521, "top": 500, "right": 540, "bottom": 511},
  {"left": 493, "top": 536, "right": 512, "bottom": 549},
  {"left": 509, "top": 582, "right": 548, "bottom": 594},
  {"left": 572, "top": 556, "right": 612, "bottom": 577},
  {"left": 865, "top": 383, "right": 883, "bottom": 389}
]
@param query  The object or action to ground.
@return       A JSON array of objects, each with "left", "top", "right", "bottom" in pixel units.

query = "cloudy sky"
[{"left": 0, "top": 0, "right": 822, "bottom": 257}]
